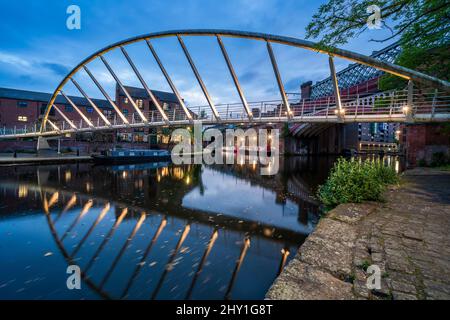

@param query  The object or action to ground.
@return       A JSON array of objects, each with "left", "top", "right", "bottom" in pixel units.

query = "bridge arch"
[{"left": 9, "top": 29, "right": 450, "bottom": 138}]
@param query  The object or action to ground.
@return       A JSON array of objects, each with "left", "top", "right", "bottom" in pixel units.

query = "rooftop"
[
  {"left": 119, "top": 85, "right": 179, "bottom": 104},
  {"left": 0, "top": 87, "right": 112, "bottom": 109}
]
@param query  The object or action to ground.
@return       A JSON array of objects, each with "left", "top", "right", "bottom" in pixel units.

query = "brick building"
[
  {"left": 115, "top": 85, "right": 183, "bottom": 143},
  {"left": 0, "top": 85, "right": 181, "bottom": 144},
  {"left": 0, "top": 87, "right": 113, "bottom": 130}
]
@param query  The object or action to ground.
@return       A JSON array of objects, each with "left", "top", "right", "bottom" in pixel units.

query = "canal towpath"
[{"left": 267, "top": 167, "right": 450, "bottom": 300}]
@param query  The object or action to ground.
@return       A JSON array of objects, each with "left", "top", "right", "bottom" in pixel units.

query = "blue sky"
[{"left": 0, "top": 0, "right": 396, "bottom": 107}]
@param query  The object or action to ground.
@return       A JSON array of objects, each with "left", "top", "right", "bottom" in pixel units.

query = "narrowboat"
[{"left": 92, "top": 149, "right": 171, "bottom": 164}]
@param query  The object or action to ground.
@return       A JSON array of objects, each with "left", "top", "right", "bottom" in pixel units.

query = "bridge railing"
[{"left": 1, "top": 89, "right": 450, "bottom": 138}]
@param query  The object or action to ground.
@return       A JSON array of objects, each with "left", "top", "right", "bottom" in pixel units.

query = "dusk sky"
[{"left": 0, "top": 0, "right": 396, "bottom": 107}]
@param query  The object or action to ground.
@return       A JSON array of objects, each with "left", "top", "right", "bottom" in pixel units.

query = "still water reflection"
[{"left": 0, "top": 157, "right": 337, "bottom": 299}]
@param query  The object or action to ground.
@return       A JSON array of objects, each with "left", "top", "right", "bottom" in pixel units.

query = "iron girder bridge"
[{"left": 1, "top": 30, "right": 449, "bottom": 140}]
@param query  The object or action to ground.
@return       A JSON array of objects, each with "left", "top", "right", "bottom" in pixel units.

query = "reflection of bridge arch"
[
  {"left": 1, "top": 30, "right": 449, "bottom": 140},
  {"left": 1, "top": 181, "right": 297, "bottom": 299}
]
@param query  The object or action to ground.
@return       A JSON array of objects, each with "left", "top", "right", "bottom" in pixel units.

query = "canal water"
[{"left": 0, "top": 156, "right": 336, "bottom": 299}]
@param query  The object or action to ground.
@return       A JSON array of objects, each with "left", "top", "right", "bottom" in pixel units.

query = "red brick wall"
[
  {"left": 0, "top": 98, "right": 41, "bottom": 128},
  {"left": 402, "top": 123, "right": 450, "bottom": 167}
]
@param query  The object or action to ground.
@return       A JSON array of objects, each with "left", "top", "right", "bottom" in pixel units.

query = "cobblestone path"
[{"left": 266, "top": 168, "right": 450, "bottom": 300}]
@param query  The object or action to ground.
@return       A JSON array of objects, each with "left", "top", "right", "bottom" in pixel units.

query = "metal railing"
[{"left": 1, "top": 88, "right": 449, "bottom": 139}]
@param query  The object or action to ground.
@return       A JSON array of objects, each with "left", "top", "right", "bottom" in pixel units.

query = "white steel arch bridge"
[{"left": 1, "top": 29, "right": 449, "bottom": 140}]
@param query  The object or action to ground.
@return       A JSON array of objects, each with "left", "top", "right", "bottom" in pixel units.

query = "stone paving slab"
[{"left": 266, "top": 168, "right": 450, "bottom": 300}]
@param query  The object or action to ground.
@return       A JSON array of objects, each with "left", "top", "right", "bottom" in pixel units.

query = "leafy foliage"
[
  {"left": 317, "top": 157, "right": 398, "bottom": 208},
  {"left": 306, "top": 0, "right": 450, "bottom": 90},
  {"left": 306, "top": 0, "right": 450, "bottom": 48}
]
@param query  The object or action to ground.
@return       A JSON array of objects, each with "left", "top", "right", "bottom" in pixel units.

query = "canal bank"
[
  {"left": 266, "top": 167, "right": 450, "bottom": 300},
  {"left": 0, "top": 154, "right": 92, "bottom": 165}
]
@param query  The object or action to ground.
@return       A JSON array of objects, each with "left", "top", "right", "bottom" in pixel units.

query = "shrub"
[{"left": 317, "top": 158, "right": 398, "bottom": 208}]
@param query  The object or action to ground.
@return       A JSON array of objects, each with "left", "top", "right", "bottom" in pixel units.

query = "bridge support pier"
[
  {"left": 37, "top": 136, "right": 51, "bottom": 152},
  {"left": 401, "top": 123, "right": 450, "bottom": 168}
]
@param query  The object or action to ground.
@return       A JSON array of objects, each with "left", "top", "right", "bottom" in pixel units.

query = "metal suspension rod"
[
  {"left": 328, "top": 56, "right": 344, "bottom": 120},
  {"left": 60, "top": 91, "right": 94, "bottom": 127},
  {"left": 53, "top": 194, "right": 77, "bottom": 224},
  {"left": 120, "top": 46, "right": 169, "bottom": 124},
  {"left": 177, "top": 35, "right": 221, "bottom": 121},
  {"left": 99, "top": 212, "right": 146, "bottom": 289},
  {"left": 46, "top": 119, "right": 61, "bottom": 132},
  {"left": 266, "top": 41, "right": 292, "bottom": 118},
  {"left": 60, "top": 199, "right": 94, "bottom": 241},
  {"left": 216, "top": 35, "right": 252, "bottom": 120},
  {"left": 84, "top": 208, "right": 128, "bottom": 274},
  {"left": 52, "top": 105, "right": 77, "bottom": 130},
  {"left": 70, "top": 78, "right": 111, "bottom": 126},
  {"left": 150, "top": 223, "right": 191, "bottom": 300},
  {"left": 185, "top": 229, "right": 218, "bottom": 299},
  {"left": 83, "top": 65, "right": 129, "bottom": 124},
  {"left": 145, "top": 39, "right": 193, "bottom": 122},
  {"left": 99, "top": 55, "right": 148, "bottom": 122},
  {"left": 225, "top": 237, "right": 250, "bottom": 300},
  {"left": 121, "top": 217, "right": 167, "bottom": 299},
  {"left": 71, "top": 203, "right": 110, "bottom": 257}
]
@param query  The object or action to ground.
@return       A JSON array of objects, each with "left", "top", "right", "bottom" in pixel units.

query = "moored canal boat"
[{"left": 92, "top": 149, "right": 171, "bottom": 164}]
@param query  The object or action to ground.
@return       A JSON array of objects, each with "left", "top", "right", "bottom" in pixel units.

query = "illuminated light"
[
  {"left": 263, "top": 228, "right": 274, "bottom": 237},
  {"left": 85, "top": 182, "right": 93, "bottom": 192},
  {"left": 18, "top": 185, "right": 28, "bottom": 198},
  {"left": 65, "top": 170, "right": 72, "bottom": 182},
  {"left": 48, "top": 192, "right": 59, "bottom": 208},
  {"left": 122, "top": 171, "right": 128, "bottom": 179},
  {"left": 402, "top": 106, "right": 409, "bottom": 113},
  {"left": 335, "top": 108, "right": 346, "bottom": 115},
  {"left": 157, "top": 174, "right": 161, "bottom": 182},
  {"left": 185, "top": 176, "right": 191, "bottom": 185}
]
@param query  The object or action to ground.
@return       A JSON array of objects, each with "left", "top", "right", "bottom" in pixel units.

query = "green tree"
[{"left": 306, "top": 0, "right": 450, "bottom": 89}]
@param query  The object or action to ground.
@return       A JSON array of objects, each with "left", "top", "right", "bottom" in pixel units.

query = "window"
[
  {"left": 17, "top": 101, "right": 28, "bottom": 108},
  {"left": 122, "top": 109, "right": 129, "bottom": 116},
  {"left": 162, "top": 102, "right": 169, "bottom": 110},
  {"left": 124, "top": 97, "right": 128, "bottom": 104},
  {"left": 136, "top": 99, "right": 143, "bottom": 109},
  {"left": 40, "top": 103, "right": 47, "bottom": 115},
  {"left": 65, "top": 105, "right": 74, "bottom": 112},
  {"left": 18, "top": 116, "right": 28, "bottom": 122},
  {"left": 86, "top": 107, "right": 93, "bottom": 113}
]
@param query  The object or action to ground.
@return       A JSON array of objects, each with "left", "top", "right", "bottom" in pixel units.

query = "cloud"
[
  {"left": 0, "top": 52, "right": 30, "bottom": 68},
  {"left": 0, "top": 51, "right": 71, "bottom": 79},
  {"left": 39, "top": 62, "right": 70, "bottom": 77}
]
